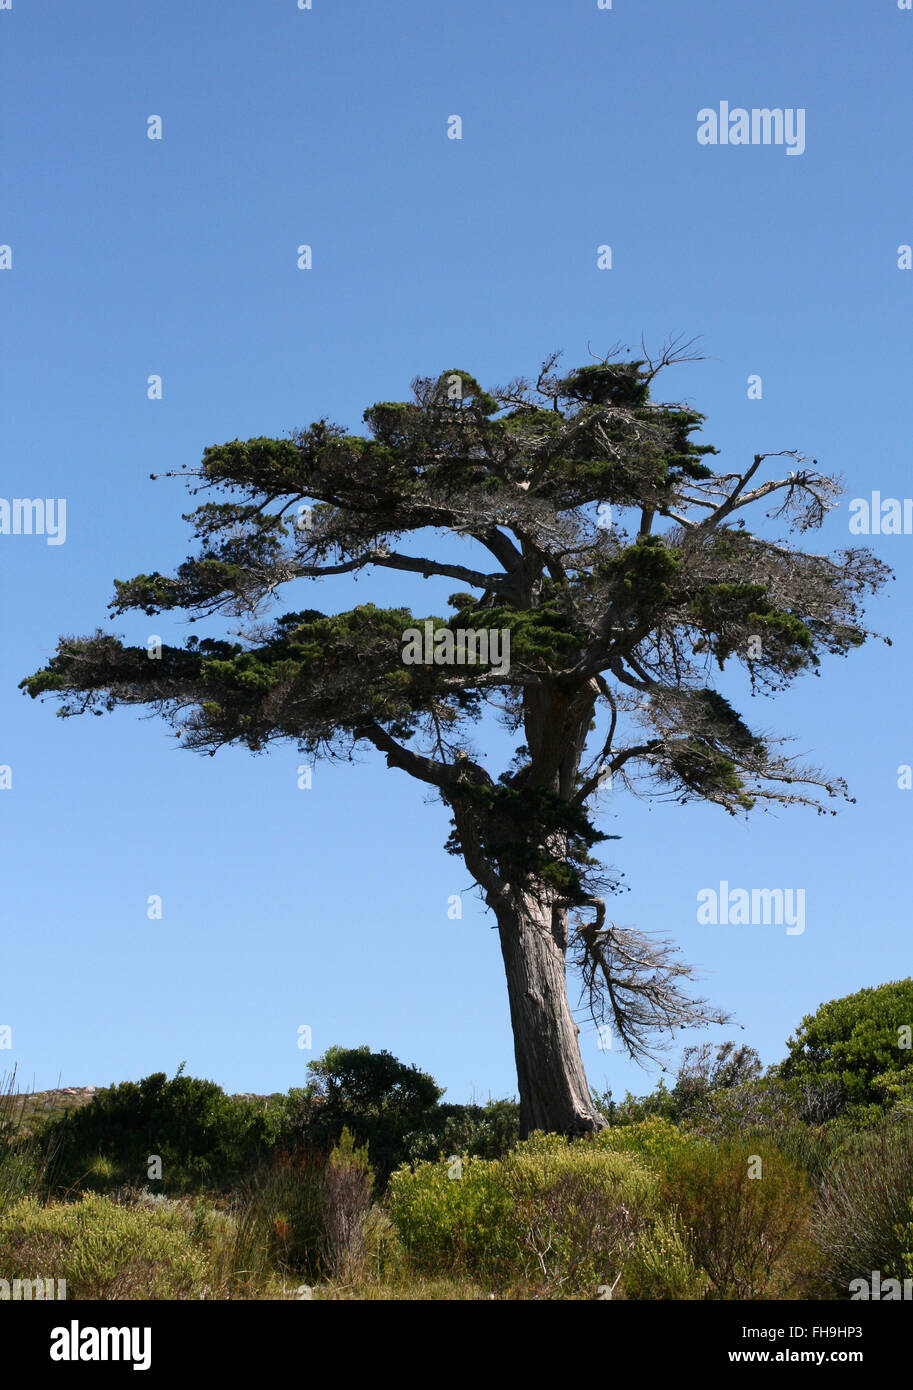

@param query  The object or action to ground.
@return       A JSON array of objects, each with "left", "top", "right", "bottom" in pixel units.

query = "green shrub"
[
  {"left": 596, "top": 1115, "right": 703, "bottom": 1165},
  {"left": 388, "top": 1133, "right": 671, "bottom": 1297},
  {"left": 320, "top": 1127, "right": 374, "bottom": 1281},
  {"left": 813, "top": 1118, "right": 913, "bottom": 1296},
  {"left": 36, "top": 1070, "right": 285, "bottom": 1195},
  {"left": 288, "top": 1046, "right": 444, "bottom": 1187},
  {"left": 387, "top": 1153, "right": 516, "bottom": 1277},
  {"left": 404, "top": 1098, "right": 519, "bottom": 1166},
  {"left": 0, "top": 1192, "right": 221, "bottom": 1298},
  {"left": 659, "top": 1139, "right": 815, "bottom": 1299},
  {"left": 780, "top": 979, "right": 913, "bottom": 1117},
  {"left": 620, "top": 1212, "right": 707, "bottom": 1300}
]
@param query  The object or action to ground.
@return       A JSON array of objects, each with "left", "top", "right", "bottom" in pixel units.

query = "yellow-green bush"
[
  {"left": 659, "top": 1139, "right": 816, "bottom": 1299},
  {"left": 621, "top": 1212, "right": 708, "bottom": 1300},
  {"left": 0, "top": 1193, "right": 224, "bottom": 1299},
  {"left": 596, "top": 1116, "right": 705, "bottom": 1165},
  {"left": 388, "top": 1133, "right": 677, "bottom": 1297}
]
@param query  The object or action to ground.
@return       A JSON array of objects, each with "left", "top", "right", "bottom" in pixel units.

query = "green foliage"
[
  {"left": 897, "top": 1198, "right": 913, "bottom": 1281},
  {"left": 689, "top": 581, "right": 817, "bottom": 671},
  {"left": 780, "top": 979, "right": 913, "bottom": 1114},
  {"left": 444, "top": 779, "right": 613, "bottom": 904},
  {"left": 620, "top": 1212, "right": 708, "bottom": 1300},
  {"left": 389, "top": 1133, "right": 666, "bottom": 1297},
  {"left": 812, "top": 1119, "right": 913, "bottom": 1295},
  {"left": 598, "top": 535, "right": 682, "bottom": 612},
  {"left": 404, "top": 1098, "right": 520, "bottom": 1166},
  {"left": 329, "top": 1124, "right": 373, "bottom": 1182},
  {"left": 658, "top": 1139, "right": 816, "bottom": 1299},
  {"left": 291, "top": 1046, "right": 444, "bottom": 1187},
  {"left": 36, "top": 1073, "right": 285, "bottom": 1196},
  {"left": 596, "top": 1115, "right": 704, "bottom": 1165},
  {"left": 451, "top": 598, "right": 585, "bottom": 672},
  {"left": 667, "top": 739, "right": 754, "bottom": 809},
  {"left": 0, "top": 1192, "right": 220, "bottom": 1299}
]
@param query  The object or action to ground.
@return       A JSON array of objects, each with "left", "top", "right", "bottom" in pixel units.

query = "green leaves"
[
  {"left": 780, "top": 980, "right": 913, "bottom": 1112},
  {"left": 444, "top": 781, "right": 614, "bottom": 905}
]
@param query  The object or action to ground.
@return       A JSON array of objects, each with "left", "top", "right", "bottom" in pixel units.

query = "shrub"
[
  {"left": 620, "top": 1212, "right": 707, "bottom": 1300},
  {"left": 780, "top": 979, "right": 913, "bottom": 1117},
  {"left": 386, "top": 1153, "right": 516, "bottom": 1277},
  {"left": 0, "top": 1192, "right": 221, "bottom": 1298},
  {"left": 289, "top": 1046, "right": 444, "bottom": 1186},
  {"left": 232, "top": 1128, "right": 374, "bottom": 1284},
  {"left": 404, "top": 1098, "right": 520, "bottom": 1166},
  {"left": 36, "top": 1070, "right": 285, "bottom": 1196},
  {"left": 388, "top": 1133, "right": 669, "bottom": 1297},
  {"left": 596, "top": 1115, "right": 703, "bottom": 1166},
  {"left": 813, "top": 1118, "right": 913, "bottom": 1296},
  {"left": 320, "top": 1127, "right": 374, "bottom": 1281},
  {"left": 659, "top": 1139, "right": 816, "bottom": 1299}
]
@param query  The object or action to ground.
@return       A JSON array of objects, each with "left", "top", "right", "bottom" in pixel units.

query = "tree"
[
  {"left": 294, "top": 1045, "right": 444, "bottom": 1184},
  {"left": 780, "top": 979, "right": 913, "bottom": 1115},
  {"left": 21, "top": 341, "right": 891, "bottom": 1136}
]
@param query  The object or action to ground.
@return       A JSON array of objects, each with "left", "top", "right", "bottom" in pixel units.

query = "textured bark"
[{"left": 495, "top": 888, "right": 607, "bottom": 1137}]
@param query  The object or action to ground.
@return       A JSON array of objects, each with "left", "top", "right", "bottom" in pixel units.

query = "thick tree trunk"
[{"left": 495, "top": 888, "right": 607, "bottom": 1138}]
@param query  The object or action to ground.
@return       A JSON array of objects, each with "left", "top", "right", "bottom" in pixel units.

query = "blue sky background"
[{"left": 2, "top": 0, "right": 911, "bottom": 1106}]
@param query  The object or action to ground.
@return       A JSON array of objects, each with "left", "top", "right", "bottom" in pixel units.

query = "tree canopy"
[{"left": 780, "top": 979, "right": 913, "bottom": 1114}]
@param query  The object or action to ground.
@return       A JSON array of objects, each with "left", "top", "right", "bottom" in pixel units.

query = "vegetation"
[{"left": 3, "top": 978, "right": 912, "bottom": 1299}]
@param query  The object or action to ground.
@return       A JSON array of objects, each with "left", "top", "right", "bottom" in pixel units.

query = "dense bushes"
[
  {"left": 289, "top": 1046, "right": 519, "bottom": 1184},
  {"left": 286, "top": 1046, "right": 445, "bottom": 1186},
  {"left": 37, "top": 1070, "right": 286, "bottom": 1195},
  {"left": 389, "top": 1133, "right": 669, "bottom": 1297},
  {"left": 388, "top": 1127, "right": 815, "bottom": 1300},
  {"left": 403, "top": 1099, "right": 520, "bottom": 1166},
  {"left": 780, "top": 980, "right": 913, "bottom": 1119},
  {"left": 812, "top": 1118, "right": 913, "bottom": 1297},
  {"left": 0, "top": 1191, "right": 225, "bottom": 1299},
  {"left": 29, "top": 1050, "right": 518, "bottom": 1200},
  {"left": 13, "top": 984, "right": 913, "bottom": 1300},
  {"left": 657, "top": 1139, "right": 815, "bottom": 1299}
]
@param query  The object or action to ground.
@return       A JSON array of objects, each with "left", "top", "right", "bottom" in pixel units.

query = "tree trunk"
[{"left": 494, "top": 887, "right": 607, "bottom": 1138}]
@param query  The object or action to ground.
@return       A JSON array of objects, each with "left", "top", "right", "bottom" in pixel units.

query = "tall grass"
[
  {"left": 813, "top": 1118, "right": 913, "bottom": 1296},
  {"left": 0, "top": 1068, "right": 55, "bottom": 1211}
]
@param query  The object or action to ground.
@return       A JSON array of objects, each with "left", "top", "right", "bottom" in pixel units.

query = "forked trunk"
[{"left": 495, "top": 888, "right": 607, "bottom": 1137}]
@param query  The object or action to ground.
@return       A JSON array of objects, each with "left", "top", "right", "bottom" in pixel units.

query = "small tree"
[
  {"left": 780, "top": 979, "right": 913, "bottom": 1116},
  {"left": 296, "top": 1045, "right": 443, "bottom": 1182},
  {"left": 21, "top": 343, "right": 890, "bottom": 1136}
]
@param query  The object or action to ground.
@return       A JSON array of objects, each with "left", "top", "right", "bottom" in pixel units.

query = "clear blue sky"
[{"left": 2, "top": 0, "right": 911, "bottom": 1105}]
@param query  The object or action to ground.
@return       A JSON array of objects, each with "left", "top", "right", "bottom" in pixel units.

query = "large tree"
[{"left": 21, "top": 342, "right": 890, "bottom": 1136}]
